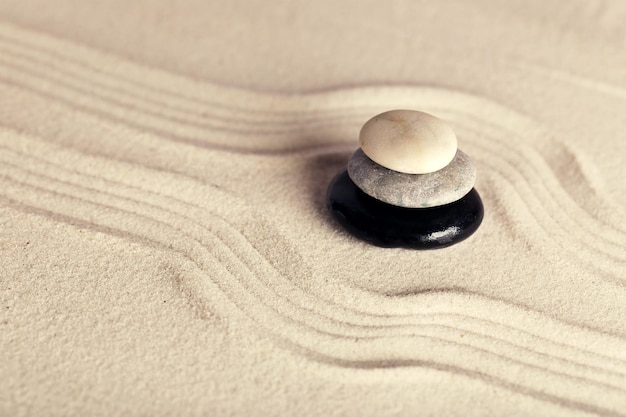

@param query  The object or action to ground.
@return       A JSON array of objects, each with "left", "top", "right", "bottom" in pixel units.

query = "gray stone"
[{"left": 347, "top": 148, "right": 476, "bottom": 208}]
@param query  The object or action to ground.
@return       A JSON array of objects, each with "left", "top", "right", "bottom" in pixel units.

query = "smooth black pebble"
[{"left": 327, "top": 170, "right": 483, "bottom": 249}]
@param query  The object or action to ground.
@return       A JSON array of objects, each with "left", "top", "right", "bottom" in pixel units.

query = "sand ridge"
[{"left": 1, "top": 3, "right": 625, "bottom": 416}]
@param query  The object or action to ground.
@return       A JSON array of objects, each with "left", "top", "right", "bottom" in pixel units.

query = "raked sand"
[{"left": 0, "top": 1, "right": 625, "bottom": 416}]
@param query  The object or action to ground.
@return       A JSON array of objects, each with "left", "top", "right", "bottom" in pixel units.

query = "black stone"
[{"left": 327, "top": 170, "right": 483, "bottom": 249}]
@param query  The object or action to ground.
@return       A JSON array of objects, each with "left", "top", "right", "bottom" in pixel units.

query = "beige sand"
[{"left": 0, "top": 1, "right": 625, "bottom": 416}]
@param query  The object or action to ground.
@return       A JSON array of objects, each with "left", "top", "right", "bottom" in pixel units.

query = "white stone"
[{"left": 359, "top": 110, "right": 458, "bottom": 174}]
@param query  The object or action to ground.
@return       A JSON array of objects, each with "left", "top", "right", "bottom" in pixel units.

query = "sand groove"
[
  {"left": 1, "top": 51, "right": 623, "bottom": 279},
  {"left": 1, "top": 17, "right": 625, "bottom": 416},
  {"left": 1, "top": 131, "right": 625, "bottom": 414}
]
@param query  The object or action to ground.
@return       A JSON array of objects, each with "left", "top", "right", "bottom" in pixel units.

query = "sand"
[{"left": 0, "top": 1, "right": 625, "bottom": 416}]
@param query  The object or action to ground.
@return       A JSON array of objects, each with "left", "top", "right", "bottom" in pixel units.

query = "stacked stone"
[
  {"left": 327, "top": 110, "right": 483, "bottom": 249},
  {"left": 348, "top": 110, "right": 476, "bottom": 209}
]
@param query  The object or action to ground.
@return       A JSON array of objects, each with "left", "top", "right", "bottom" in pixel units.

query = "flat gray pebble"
[{"left": 347, "top": 148, "right": 476, "bottom": 208}]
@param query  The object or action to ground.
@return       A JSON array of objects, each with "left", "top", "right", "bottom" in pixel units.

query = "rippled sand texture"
[{"left": 1, "top": 2, "right": 625, "bottom": 416}]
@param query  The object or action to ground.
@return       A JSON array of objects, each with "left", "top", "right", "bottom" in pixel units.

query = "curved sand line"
[
  {"left": 1, "top": 130, "right": 625, "bottom": 414},
  {"left": 1, "top": 17, "right": 625, "bottom": 416},
  {"left": 2, "top": 63, "right": 623, "bottom": 280}
]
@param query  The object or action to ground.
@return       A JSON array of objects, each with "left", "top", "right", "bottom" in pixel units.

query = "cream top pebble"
[{"left": 359, "top": 110, "right": 458, "bottom": 174}]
